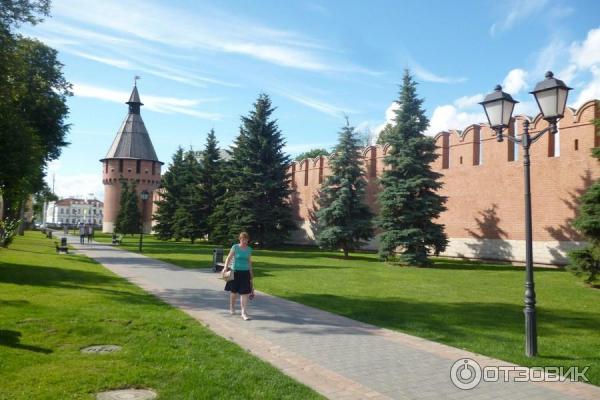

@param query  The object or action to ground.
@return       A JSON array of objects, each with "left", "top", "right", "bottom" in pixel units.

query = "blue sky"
[{"left": 19, "top": 0, "right": 600, "bottom": 200}]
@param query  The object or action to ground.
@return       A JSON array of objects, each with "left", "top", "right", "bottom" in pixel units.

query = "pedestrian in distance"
[
  {"left": 223, "top": 231, "right": 254, "bottom": 320},
  {"left": 86, "top": 224, "right": 93, "bottom": 243},
  {"left": 79, "top": 223, "right": 85, "bottom": 244}
]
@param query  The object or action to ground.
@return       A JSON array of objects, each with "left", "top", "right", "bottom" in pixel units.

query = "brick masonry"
[{"left": 288, "top": 100, "right": 600, "bottom": 265}]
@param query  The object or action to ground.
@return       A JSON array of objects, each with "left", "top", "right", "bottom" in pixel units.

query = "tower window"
[
  {"left": 119, "top": 159, "right": 124, "bottom": 173},
  {"left": 152, "top": 161, "right": 156, "bottom": 175},
  {"left": 574, "top": 139, "right": 579, "bottom": 151},
  {"left": 136, "top": 160, "right": 141, "bottom": 174},
  {"left": 105, "top": 161, "right": 108, "bottom": 173}
]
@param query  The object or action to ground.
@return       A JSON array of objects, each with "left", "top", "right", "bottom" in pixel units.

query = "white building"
[{"left": 46, "top": 198, "right": 104, "bottom": 226}]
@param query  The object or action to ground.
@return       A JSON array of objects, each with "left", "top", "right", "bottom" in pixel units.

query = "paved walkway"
[{"left": 60, "top": 234, "right": 600, "bottom": 400}]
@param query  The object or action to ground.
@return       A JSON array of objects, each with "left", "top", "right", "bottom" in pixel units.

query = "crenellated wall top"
[{"left": 288, "top": 99, "right": 598, "bottom": 172}]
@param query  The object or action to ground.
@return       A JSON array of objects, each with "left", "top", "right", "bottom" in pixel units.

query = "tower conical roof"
[{"left": 101, "top": 85, "right": 161, "bottom": 163}]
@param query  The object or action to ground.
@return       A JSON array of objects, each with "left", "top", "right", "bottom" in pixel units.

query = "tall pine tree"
[
  {"left": 378, "top": 70, "right": 448, "bottom": 266},
  {"left": 198, "top": 129, "right": 224, "bottom": 239},
  {"left": 115, "top": 179, "right": 141, "bottom": 236},
  {"left": 153, "top": 147, "right": 186, "bottom": 240},
  {"left": 172, "top": 149, "right": 204, "bottom": 243},
  {"left": 212, "top": 94, "right": 294, "bottom": 247},
  {"left": 315, "top": 120, "right": 373, "bottom": 257}
]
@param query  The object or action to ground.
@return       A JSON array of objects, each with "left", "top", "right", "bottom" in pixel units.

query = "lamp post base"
[{"left": 525, "top": 308, "right": 537, "bottom": 357}]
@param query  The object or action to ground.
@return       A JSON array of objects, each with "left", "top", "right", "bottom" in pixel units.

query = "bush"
[{"left": 0, "top": 218, "right": 21, "bottom": 248}]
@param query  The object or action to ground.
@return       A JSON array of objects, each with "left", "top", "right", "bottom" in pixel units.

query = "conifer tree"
[
  {"left": 567, "top": 141, "right": 600, "bottom": 284},
  {"left": 315, "top": 120, "right": 373, "bottom": 257},
  {"left": 115, "top": 179, "right": 141, "bottom": 235},
  {"left": 198, "top": 129, "right": 224, "bottom": 239},
  {"left": 377, "top": 70, "right": 448, "bottom": 266},
  {"left": 153, "top": 147, "right": 185, "bottom": 240},
  {"left": 211, "top": 94, "right": 294, "bottom": 246},
  {"left": 172, "top": 149, "right": 203, "bottom": 243}
]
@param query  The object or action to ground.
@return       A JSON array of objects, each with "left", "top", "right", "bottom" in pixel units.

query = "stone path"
[{"left": 59, "top": 233, "right": 600, "bottom": 400}]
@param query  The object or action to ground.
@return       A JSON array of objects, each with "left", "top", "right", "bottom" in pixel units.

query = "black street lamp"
[
  {"left": 139, "top": 190, "right": 149, "bottom": 252},
  {"left": 480, "top": 71, "right": 571, "bottom": 357}
]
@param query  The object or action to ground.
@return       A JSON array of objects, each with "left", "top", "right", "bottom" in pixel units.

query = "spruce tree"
[
  {"left": 567, "top": 144, "right": 600, "bottom": 284},
  {"left": 115, "top": 179, "right": 141, "bottom": 235},
  {"left": 153, "top": 147, "right": 185, "bottom": 240},
  {"left": 198, "top": 129, "right": 224, "bottom": 239},
  {"left": 212, "top": 94, "right": 294, "bottom": 247},
  {"left": 315, "top": 120, "right": 373, "bottom": 257},
  {"left": 377, "top": 70, "right": 448, "bottom": 266},
  {"left": 172, "top": 149, "right": 203, "bottom": 243}
]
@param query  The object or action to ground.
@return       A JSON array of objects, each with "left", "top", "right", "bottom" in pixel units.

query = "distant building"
[{"left": 46, "top": 198, "right": 104, "bottom": 226}]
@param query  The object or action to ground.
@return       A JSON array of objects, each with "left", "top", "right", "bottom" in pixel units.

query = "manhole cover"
[
  {"left": 81, "top": 345, "right": 122, "bottom": 354},
  {"left": 96, "top": 389, "right": 157, "bottom": 400}
]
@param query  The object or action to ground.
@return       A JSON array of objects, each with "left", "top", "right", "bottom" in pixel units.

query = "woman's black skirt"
[{"left": 224, "top": 270, "right": 252, "bottom": 295}]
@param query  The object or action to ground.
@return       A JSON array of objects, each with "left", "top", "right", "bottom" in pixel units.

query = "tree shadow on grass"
[
  {"left": 0, "top": 330, "right": 52, "bottom": 354},
  {"left": 0, "top": 263, "right": 162, "bottom": 307},
  {"left": 430, "top": 258, "right": 565, "bottom": 273},
  {"left": 278, "top": 293, "right": 600, "bottom": 360}
]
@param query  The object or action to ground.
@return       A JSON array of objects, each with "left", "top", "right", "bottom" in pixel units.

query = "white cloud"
[
  {"left": 454, "top": 94, "right": 484, "bottom": 109},
  {"left": 426, "top": 105, "right": 485, "bottom": 136},
  {"left": 412, "top": 64, "right": 467, "bottom": 84},
  {"left": 570, "top": 27, "right": 600, "bottom": 69},
  {"left": 72, "top": 83, "right": 222, "bottom": 120},
  {"left": 278, "top": 92, "right": 354, "bottom": 118},
  {"left": 45, "top": 0, "right": 375, "bottom": 75},
  {"left": 574, "top": 65, "right": 600, "bottom": 108},
  {"left": 502, "top": 69, "right": 528, "bottom": 94},
  {"left": 46, "top": 171, "right": 105, "bottom": 201},
  {"left": 490, "top": 0, "right": 548, "bottom": 36}
]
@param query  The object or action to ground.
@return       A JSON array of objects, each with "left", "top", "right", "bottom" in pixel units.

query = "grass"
[
  {"left": 95, "top": 233, "right": 600, "bottom": 386},
  {"left": 0, "top": 232, "right": 322, "bottom": 400}
]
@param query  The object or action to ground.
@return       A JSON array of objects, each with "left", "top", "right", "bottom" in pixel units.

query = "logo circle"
[{"left": 450, "top": 358, "right": 482, "bottom": 390}]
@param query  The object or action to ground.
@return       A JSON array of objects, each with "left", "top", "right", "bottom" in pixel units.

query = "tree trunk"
[
  {"left": 343, "top": 245, "right": 349, "bottom": 258},
  {"left": 17, "top": 201, "right": 25, "bottom": 236}
]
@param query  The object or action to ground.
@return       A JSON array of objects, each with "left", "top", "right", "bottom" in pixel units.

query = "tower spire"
[{"left": 126, "top": 78, "right": 143, "bottom": 115}]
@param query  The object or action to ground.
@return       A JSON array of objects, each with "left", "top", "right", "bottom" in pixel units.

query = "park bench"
[
  {"left": 112, "top": 234, "right": 123, "bottom": 245},
  {"left": 55, "top": 241, "right": 68, "bottom": 254},
  {"left": 212, "top": 248, "right": 224, "bottom": 272}
]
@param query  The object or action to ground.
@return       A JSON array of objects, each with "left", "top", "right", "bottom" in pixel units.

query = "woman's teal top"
[{"left": 231, "top": 244, "right": 252, "bottom": 271}]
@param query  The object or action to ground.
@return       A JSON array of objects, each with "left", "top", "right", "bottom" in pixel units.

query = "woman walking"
[{"left": 223, "top": 232, "right": 253, "bottom": 320}]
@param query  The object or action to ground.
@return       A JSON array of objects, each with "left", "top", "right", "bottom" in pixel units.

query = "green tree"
[
  {"left": 315, "top": 120, "right": 373, "bottom": 257},
  {"left": 198, "top": 129, "right": 224, "bottom": 239},
  {"left": 0, "top": 2, "right": 71, "bottom": 220},
  {"left": 115, "top": 179, "right": 141, "bottom": 236},
  {"left": 377, "top": 70, "right": 448, "bottom": 266},
  {"left": 567, "top": 122, "right": 600, "bottom": 284},
  {"left": 172, "top": 149, "right": 203, "bottom": 243},
  {"left": 294, "top": 148, "right": 330, "bottom": 162},
  {"left": 212, "top": 94, "right": 294, "bottom": 247},
  {"left": 153, "top": 148, "right": 186, "bottom": 240}
]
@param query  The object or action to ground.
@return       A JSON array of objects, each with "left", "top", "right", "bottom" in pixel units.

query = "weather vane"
[{"left": 134, "top": 75, "right": 141, "bottom": 86}]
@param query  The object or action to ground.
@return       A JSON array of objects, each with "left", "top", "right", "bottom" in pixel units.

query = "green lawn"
[
  {"left": 96, "top": 233, "right": 600, "bottom": 386},
  {"left": 0, "top": 232, "right": 322, "bottom": 400}
]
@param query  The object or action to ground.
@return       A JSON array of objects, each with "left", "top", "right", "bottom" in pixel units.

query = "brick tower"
[{"left": 100, "top": 83, "right": 162, "bottom": 233}]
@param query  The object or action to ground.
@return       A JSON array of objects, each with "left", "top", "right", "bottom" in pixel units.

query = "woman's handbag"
[{"left": 221, "top": 268, "right": 234, "bottom": 282}]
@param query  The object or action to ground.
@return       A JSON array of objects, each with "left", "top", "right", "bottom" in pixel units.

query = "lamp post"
[
  {"left": 480, "top": 71, "right": 571, "bottom": 357},
  {"left": 139, "top": 190, "right": 149, "bottom": 252}
]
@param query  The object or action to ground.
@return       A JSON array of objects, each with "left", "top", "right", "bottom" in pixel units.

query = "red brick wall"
[
  {"left": 101, "top": 159, "right": 162, "bottom": 233},
  {"left": 288, "top": 100, "right": 600, "bottom": 264}
]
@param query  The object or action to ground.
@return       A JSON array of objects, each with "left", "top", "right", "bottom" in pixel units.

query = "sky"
[{"left": 18, "top": 0, "right": 600, "bottom": 201}]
